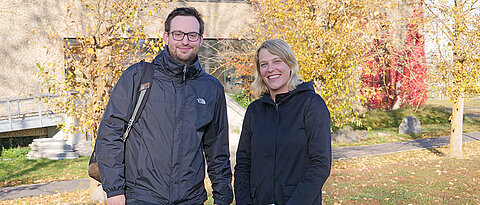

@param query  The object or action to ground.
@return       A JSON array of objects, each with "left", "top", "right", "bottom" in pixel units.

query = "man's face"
[{"left": 163, "top": 16, "right": 203, "bottom": 65}]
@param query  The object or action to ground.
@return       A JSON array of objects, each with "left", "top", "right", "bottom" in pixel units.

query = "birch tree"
[{"left": 425, "top": 0, "right": 480, "bottom": 157}]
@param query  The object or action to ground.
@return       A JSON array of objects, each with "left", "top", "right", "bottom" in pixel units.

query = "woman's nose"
[{"left": 267, "top": 64, "right": 275, "bottom": 71}]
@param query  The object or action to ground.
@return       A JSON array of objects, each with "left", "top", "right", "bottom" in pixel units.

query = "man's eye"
[{"left": 188, "top": 33, "right": 198, "bottom": 38}]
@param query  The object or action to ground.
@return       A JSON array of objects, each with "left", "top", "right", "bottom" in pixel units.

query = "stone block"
[
  {"left": 399, "top": 116, "right": 422, "bottom": 134},
  {"left": 75, "top": 140, "right": 93, "bottom": 157},
  {"left": 332, "top": 126, "right": 368, "bottom": 144},
  {"left": 27, "top": 138, "right": 79, "bottom": 160}
]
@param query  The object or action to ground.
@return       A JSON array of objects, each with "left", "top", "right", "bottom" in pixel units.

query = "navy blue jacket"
[
  {"left": 96, "top": 49, "right": 233, "bottom": 204},
  {"left": 234, "top": 82, "right": 331, "bottom": 205}
]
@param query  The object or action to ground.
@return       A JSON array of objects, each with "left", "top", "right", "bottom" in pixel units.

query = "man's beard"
[{"left": 168, "top": 46, "right": 198, "bottom": 65}]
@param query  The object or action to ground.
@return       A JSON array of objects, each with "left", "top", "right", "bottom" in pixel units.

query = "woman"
[{"left": 234, "top": 39, "right": 331, "bottom": 205}]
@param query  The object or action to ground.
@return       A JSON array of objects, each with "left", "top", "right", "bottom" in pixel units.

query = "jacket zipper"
[
  {"left": 273, "top": 102, "right": 279, "bottom": 203},
  {"left": 170, "top": 66, "right": 186, "bottom": 204},
  {"left": 183, "top": 65, "right": 187, "bottom": 82},
  {"left": 169, "top": 80, "right": 177, "bottom": 205}
]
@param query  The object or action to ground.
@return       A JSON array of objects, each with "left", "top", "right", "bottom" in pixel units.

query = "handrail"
[
  {"left": 0, "top": 94, "right": 58, "bottom": 103},
  {"left": 0, "top": 95, "right": 59, "bottom": 122}
]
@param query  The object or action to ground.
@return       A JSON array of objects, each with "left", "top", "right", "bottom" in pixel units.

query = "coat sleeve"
[
  {"left": 234, "top": 105, "right": 253, "bottom": 205},
  {"left": 286, "top": 95, "right": 332, "bottom": 205},
  {"left": 203, "top": 84, "right": 234, "bottom": 205},
  {"left": 96, "top": 64, "right": 140, "bottom": 198}
]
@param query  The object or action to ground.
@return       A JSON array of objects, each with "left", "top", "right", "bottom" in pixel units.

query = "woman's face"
[{"left": 258, "top": 49, "right": 291, "bottom": 98}]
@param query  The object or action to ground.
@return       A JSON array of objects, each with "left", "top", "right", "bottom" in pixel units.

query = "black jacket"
[
  {"left": 96, "top": 49, "right": 233, "bottom": 204},
  {"left": 234, "top": 82, "right": 331, "bottom": 205}
]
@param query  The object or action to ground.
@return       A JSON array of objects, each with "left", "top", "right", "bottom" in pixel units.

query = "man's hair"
[
  {"left": 252, "top": 39, "right": 302, "bottom": 97},
  {"left": 165, "top": 7, "right": 204, "bottom": 35}
]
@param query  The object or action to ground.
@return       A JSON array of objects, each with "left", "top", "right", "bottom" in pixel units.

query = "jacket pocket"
[
  {"left": 282, "top": 185, "right": 296, "bottom": 201},
  {"left": 185, "top": 100, "right": 213, "bottom": 131},
  {"left": 250, "top": 186, "right": 257, "bottom": 198}
]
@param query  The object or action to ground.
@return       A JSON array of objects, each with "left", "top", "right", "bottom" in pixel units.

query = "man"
[{"left": 96, "top": 7, "right": 233, "bottom": 205}]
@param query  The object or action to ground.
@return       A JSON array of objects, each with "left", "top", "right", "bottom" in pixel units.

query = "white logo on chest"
[{"left": 197, "top": 98, "right": 206, "bottom": 105}]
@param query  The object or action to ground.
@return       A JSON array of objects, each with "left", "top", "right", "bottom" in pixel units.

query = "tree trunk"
[{"left": 449, "top": 93, "right": 464, "bottom": 157}]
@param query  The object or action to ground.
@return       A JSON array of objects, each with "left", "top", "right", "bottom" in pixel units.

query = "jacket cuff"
[{"left": 105, "top": 189, "right": 125, "bottom": 198}]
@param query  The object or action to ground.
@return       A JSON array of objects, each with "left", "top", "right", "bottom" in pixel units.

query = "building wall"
[
  {"left": 0, "top": 0, "right": 67, "bottom": 98},
  {"left": 0, "top": 0, "right": 253, "bottom": 99}
]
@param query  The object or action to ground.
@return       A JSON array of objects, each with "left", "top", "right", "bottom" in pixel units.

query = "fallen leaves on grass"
[
  {"left": 0, "top": 189, "right": 99, "bottom": 205},
  {"left": 332, "top": 141, "right": 480, "bottom": 170},
  {"left": 324, "top": 141, "right": 480, "bottom": 204}
]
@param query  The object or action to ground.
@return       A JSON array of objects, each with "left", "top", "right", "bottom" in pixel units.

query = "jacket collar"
[
  {"left": 152, "top": 47, "right": 204, "bottom": 81},
  {"left": 260, "top": 81, "right": 315, "bottom": 105}
]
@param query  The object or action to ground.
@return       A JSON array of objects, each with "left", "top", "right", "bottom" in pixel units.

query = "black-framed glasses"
[{"left": 169, "top": 30, "right": 202, "bottom": 42}]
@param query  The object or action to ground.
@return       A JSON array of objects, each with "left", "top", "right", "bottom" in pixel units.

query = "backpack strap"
[
  {"left": 89, "top": 60, "right": 155, "bottom": 182},
  {"left": 122, "top": 60, "right": 154, "bottom": 142}
]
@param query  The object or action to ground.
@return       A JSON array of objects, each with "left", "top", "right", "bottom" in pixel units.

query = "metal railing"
[{"left": 0, "top": 95, "right": 62, "bottom": 133}]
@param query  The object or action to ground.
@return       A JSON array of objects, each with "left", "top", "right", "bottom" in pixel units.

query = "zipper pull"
[{"left": 183, "top": 66, "right": 187, "bottom": 82}]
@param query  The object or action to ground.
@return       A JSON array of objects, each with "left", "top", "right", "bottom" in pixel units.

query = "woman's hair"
[{"left": 251, "top": 39, "right": 302, "bottom": 97}]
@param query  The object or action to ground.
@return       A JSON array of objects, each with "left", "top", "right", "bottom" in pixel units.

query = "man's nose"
[{"left": 181, "top": 36, "right": 190, "bottom": 44}]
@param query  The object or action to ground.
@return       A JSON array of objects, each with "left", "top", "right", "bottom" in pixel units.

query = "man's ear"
[{"left": 163, "top": 32, "right": 169, "bottom": 46}]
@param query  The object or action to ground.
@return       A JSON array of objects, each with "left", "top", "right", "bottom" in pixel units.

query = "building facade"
[{"left": 0, "top": 0, "right": 253, "bottom": 98}]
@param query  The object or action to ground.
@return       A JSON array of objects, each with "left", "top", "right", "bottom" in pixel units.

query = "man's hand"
[{"left": 107, "top": 194, "right": 126, "bottom": 205}]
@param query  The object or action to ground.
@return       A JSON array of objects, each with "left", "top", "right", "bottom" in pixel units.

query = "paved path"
[
  {"left": 0, "top": 179, "right": 89, "bottom": 201},
  {"left": 332, "top": 132, "right": 480, "bottom": 160},
  {"left": 1, "top": 132, "right": 479, "bottom": 201}
]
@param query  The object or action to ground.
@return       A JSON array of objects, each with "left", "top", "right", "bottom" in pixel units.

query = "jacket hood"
[
  {"left": 260, "top": 81, "right": 315, "bottom": 104},
  {"left": 152, "top": 47, "right": 204, "bottom": 81}
]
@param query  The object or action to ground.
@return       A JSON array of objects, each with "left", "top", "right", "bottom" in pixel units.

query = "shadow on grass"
[
  {"left": 0, "top": 159, "right": 56, "bottom": 186},
  {"left": 426, "top": 147, "right": 446, "bottom": 157}
]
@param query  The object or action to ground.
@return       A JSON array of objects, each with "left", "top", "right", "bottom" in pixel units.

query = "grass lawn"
[
  {"left": 0, "top": 147, "right": 89, "bottom": 188},
  {"left": 4, "top": 141, "right": 479, "bottom": 204},
  {"left": 0, "top": 189, "right": 96, "bottom": 205},
  {"left": 334, "top": 98, "right": 480, "bottom": 147},
  {"left": 324, "top": 140, "right": 480, "bottom": 204},
  {"left": 425, "top": 97, "right": 480, "bottom": 110}
]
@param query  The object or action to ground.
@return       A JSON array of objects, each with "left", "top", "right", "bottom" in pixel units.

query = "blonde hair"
[{"left": 251, "top": 39, "right": 302, "bottom": 97}]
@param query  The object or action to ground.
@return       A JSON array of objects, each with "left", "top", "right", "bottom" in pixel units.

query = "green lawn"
[
  {"left": 4, "top": 141, "right": 479, "bottom": 204},
  {"left": 333, "top": 98, "right": 480, "bottom": 147},
  {"left": 0, "top": 147, "right": 89, "bottom": 187},
  {"left": 425, "top": 97, "right": 480, "bottom": 109},
  {"left": 323, "top": 141, "right": 480, "bottom": 204}
]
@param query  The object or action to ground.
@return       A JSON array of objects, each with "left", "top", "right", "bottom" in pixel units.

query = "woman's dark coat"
[{"left": 234, "top": 81, "right": 332, "bottom": 205}]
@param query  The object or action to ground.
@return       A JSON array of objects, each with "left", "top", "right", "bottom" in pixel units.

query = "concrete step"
[{"left": 27, "top": 138, "right": 79, "bottom": 160}]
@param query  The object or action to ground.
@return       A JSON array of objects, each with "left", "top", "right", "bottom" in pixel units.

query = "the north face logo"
[{"left": 197, "top": 98, "right": 206, "bottom": 105}]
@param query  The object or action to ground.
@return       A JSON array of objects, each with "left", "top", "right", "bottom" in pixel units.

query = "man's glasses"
[{"left": 169, "top": 31, "right": 202, "bottom": 42}]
